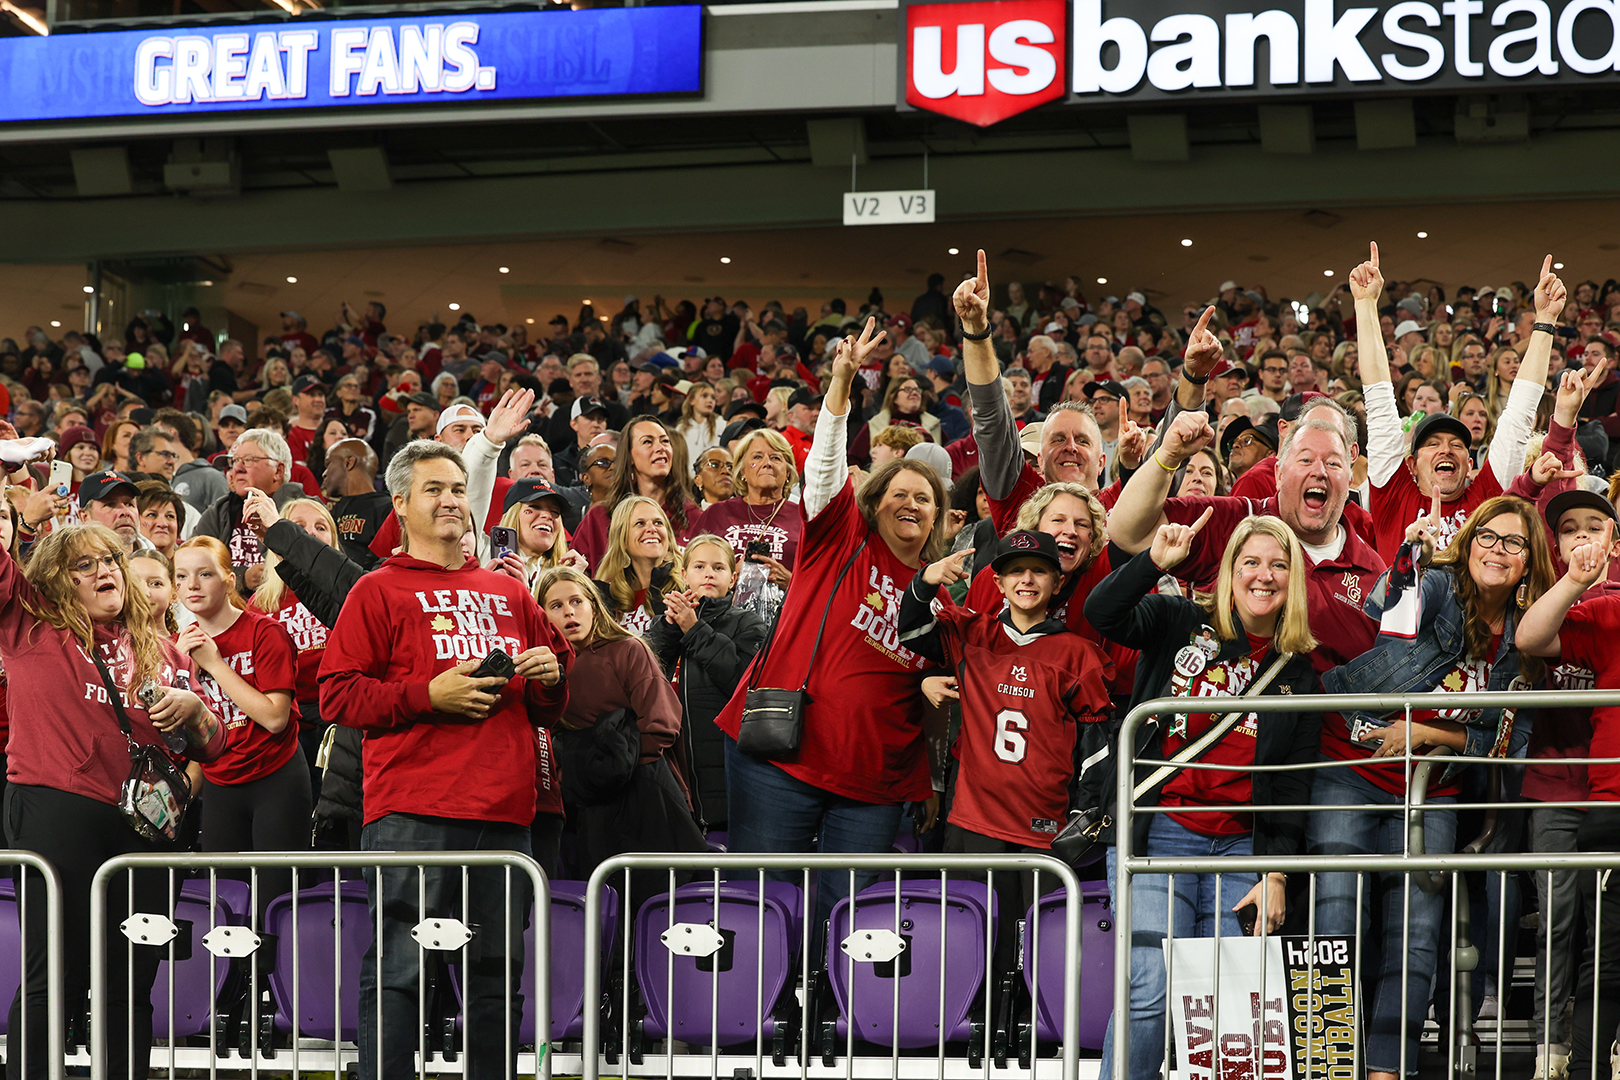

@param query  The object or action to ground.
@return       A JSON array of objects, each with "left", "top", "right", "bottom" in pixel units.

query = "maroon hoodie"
[{"left": 319, "top": 552, "right": 571, "bottom": 826}]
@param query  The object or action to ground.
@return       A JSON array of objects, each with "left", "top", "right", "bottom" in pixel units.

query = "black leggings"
[
  {"left": 199, "top": 745, "right": 313, "bottom": 926},
  {"left": 4, "top": 783, "right": 168, "bottom": 1080}
]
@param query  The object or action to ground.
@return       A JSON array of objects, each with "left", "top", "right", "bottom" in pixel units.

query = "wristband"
[
  {"left": 1533, "top": 322, "right": 1558, "bottom": 336},
  {"left": 1152, "top": 451, "right": 1179, "bottom": 473},
  {"left": 959, "top": 325, "right": 992, "bottom": 341},
  {"left": 1182, "top": 372, "right": 1209, "bottom": 385}
]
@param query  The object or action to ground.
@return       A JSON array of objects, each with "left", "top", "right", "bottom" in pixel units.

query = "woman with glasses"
[
  {"left": 847, "top": 373, "right": 941, "bottom": 467},
  {"left": 0, "top": 513, "right": 224, "bottom": 1080},
  {"left": 1312, "top": 495, "right": 1555, "bottom": 1080},
  {"left": 694, "top": 427, "right": 804, "bottom": 614},
  {"left": 692, "top": 446, "right": 734, "bottom": 509}
]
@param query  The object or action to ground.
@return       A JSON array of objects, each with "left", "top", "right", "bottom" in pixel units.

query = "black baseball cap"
[
  {"left": 502, "top": 477, "right": 568, "bottom": 514},
  {"left": 570, "top": 395, "right": 610, "bottom": 421},
  {"left": 725, "top": 399, "right": 767, "bottom": 421},
  {"left": 1546, "top": 489, "right": 1618, "bottom": 532},
  {"left": 788, "top": 388, "right": 823, "bottom": 410},
  {"left": 989, "top": 530, "right": 1063, "bottom": 575},
  {"left": 720, "top": 417, "right": 766, "bottom": 445},
  {"left": 1084, "top": 379, "right": 1129, "bottom": 401},
  {"left": 78, "top": 470, "right": 138, "bottom": 509},
  {"left": 405, "top": 391, "right": 440, "bottom": 411},
  {"left": 1219, "top": 416, "right": 1276, "bottom": 459},
  {"left": 1408, "top": 413, "right": 1473, "bottom": 457},
  {"left": 1280, "top": 390, "right": 1329, "bottom": 422},
  {"left": 291, "top": 375, "right": 327, "bottom": 396}
]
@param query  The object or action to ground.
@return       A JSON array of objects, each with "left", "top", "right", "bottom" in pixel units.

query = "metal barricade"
[
  {"left": 0, "top": 851, "right": 66, "bottom": 1080},
  {"left": 85, "top": 850, "right": 549, "bottom": 1080},
  {"left": 582, "top": 852, "right": 1087, "bottom": 1080},
  {"left": 1111, "top": 689, "right": 1620, "bottom": 1080}
]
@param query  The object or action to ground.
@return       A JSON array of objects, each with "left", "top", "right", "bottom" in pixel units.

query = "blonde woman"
[
  {"left": 592, "top": 495, "right": 684, "bottom": 635},
  {"left": 491, "top": 478, "right": 587, "bottom": 587},
  {"left": 677, "top": 383, "right": 724, "bottom": 462},
  {"left": 1086, "top": 514, "right": 1320, "bottom": 1080},
  {"left": 1484, "top": 345, "right": 1522, "bottom": 419}
]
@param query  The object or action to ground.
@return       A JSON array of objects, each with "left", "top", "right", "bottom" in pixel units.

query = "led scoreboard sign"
[{"left": 0, "top": 6, "right": 702, "bottom": 124}]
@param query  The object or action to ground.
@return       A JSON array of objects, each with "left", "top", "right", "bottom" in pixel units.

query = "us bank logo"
[{"left": 901, "top": 0, "right": 1620, "bottom": 125}]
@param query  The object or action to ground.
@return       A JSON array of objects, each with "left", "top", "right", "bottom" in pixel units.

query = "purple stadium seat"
[
  {"left": 825, "top": 879, "right": 997, "bottom": 1048},
  {"left": 263, "top": 880, "right": 372, "bottom": 1041},
  {"left": 634, "top": 880, "right": 803, "bottom": 1047},
  {"left": 525, "top": 881, "right": 618, "bottom": 1043},
  {"left": 1023, "top": 881, "right": 1112, "bottom": 1049},
  {"left": 0, "top": 880, "right": 16, "bottom": 1036},
  {"left": 152, "top": 878, "right": 252, "bottom": 1040}
]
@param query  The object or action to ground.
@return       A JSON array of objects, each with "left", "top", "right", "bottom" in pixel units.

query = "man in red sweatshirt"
[{"left": 319, "top": 439, "right": 571, "bottom": 1080}]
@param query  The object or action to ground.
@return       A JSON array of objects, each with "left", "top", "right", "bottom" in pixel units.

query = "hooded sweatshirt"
[{"left": 319, "top": 552, "right": 572, "bottom": 826}]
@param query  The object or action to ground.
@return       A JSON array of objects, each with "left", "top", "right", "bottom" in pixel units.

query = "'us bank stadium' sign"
[{"left": 901, "top": 0, "right": 1620, "bottom": 125}]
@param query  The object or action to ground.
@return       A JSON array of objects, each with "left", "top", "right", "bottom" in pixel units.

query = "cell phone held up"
[
  {"left": 489, "top": 526, "right": 518, "bottom": 561},
  {"left": 470, "top": 648, "right": 515, "bottom": 682}
]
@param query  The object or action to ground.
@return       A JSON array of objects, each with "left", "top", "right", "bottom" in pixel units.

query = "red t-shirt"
[
  {"left": 1159, "top": 633, "right": 1274, "bottom": 836},
  {"left": 286, "top": 423, "right": 319, "bottom": 465},
  {"left": 1550, "top": 596, "right": 1620, "bottom": 802},
  {"left": 248, "top": 589, "right": 328, "bottom": 706},
  {"left": 1228, "top": 455, "right": 1276, "bottom": 501},
  {"left": 616, "top": 589, "right": 655, "bottom": 637},
  {"left": 693, "top": 498, "right": 805, "bottom": 571},
  {"left": 194, "top": 609, "right": 301, "bottom": 786},
  {"left": 931, "top": 604, "right": 1111, "bottom": 848},
  {"left": 1370, "top": 465, "right": 1504, "bottom": 567},
  {"left": 714, "top": 481, "right": 936, "bottom": 803}
]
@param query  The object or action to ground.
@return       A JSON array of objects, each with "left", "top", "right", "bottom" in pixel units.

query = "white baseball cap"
[
  {"left": 435, "top": 403, "right": 485, "bottom": 437},
  {"left": 1394, "top": 319, "right": 1422, "bottom": 339}
]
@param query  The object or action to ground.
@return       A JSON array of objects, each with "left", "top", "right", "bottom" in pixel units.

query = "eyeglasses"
[
  {"left": 1231, "top": 435, "right": 1263, "bottom": 451},
  {"left": 70, "top": 554, "right": 119, "bottom": 576},
  {"left": 1262, "top": 367, "right": 1288, "bottom": 375},
  {"left": 1473, "top": 529, "right": 1528, "bottom": 555},
  {"left": 227, "top": 454, "right": 271, "bottom": 469},
  {"left": 586, "top": 458, "right": 615, "bottom": 470},
  {"left": 145, "top": 450, "right": 178, "bottom": 461}
]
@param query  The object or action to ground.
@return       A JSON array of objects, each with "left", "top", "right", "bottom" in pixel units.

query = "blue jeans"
[
  {"left": 1099, "top": 814, "right": 1257, "bottom": 1080},
  {"left": 358, "top": 813, "right": 532, "bottom": 1080},
  {"left": 1306, "top": 763, "right": 1456, "bottom": 1076},
  {"left": 724, "top": 737, "right": 904, "bottom": 931}
]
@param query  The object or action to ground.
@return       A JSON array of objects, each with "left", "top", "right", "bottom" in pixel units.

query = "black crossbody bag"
[
  {"left": 92, "top": 653, "right": 191, "bottom": 845},
  {"left": 736, "top": 538, "right": 868, "bottom": 760}
]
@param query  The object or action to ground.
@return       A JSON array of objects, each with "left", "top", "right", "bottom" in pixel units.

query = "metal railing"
[
  {"left": 0, "top": 851, "right": 66, "bottom": 1080},
  {"left": 582, "top": 852, "right": 1087, "bottom": 1080},
  {"left": 86, "top": 850, "right": 549, "bottom": 1080},
  {"left": 1112, "top": 688, "right": 1620, "bottom": 1080}
]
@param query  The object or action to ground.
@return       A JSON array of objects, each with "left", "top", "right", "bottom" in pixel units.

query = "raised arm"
[
  {"left": 1349, "top": 243, "right": 1407, "bottom": 488},
  {"left": 465, "top": 388, "right": 534, "bottom": 548},
  {"left": 1490, "top": 257, "right": 1564, "bottom": 488},
  {"left": 807, "top": 319, "right": 886, "bottom": 519},
  {"left": 1518, "top": 519, "right": 1613, "bottom": 656},
  {"left": 955, "top": 251, "right": 1023, "bottom": 501},
  {"left": 1107, "top": 405, "right": 1216, "bottom": 553}
]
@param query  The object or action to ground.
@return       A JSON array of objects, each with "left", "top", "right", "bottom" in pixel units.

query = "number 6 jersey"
[{"left": 900, "top": 581, "right": 1113, "bottom": 848}]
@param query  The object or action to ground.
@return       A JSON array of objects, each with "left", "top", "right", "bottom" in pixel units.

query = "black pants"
[
  {"left": 199, "top": 746, "right": 312, "bottom": 926},
  {"left": 943, "top": 824, "right": 1045, "bottom": 975},
  {"left": 1570, "top": 806, "right": 1620, "bottom": 1080},
  {"left": 531, "top": 811, "right": 564, "bottom": 880},
  {"left": 4, "top": 783, "right": 167, "bottom": 1079},
  {"left": 295, "top": 700, "right": 326, "bottom": 807}
]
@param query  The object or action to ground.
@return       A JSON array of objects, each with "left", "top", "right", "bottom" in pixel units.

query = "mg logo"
[{"left": 903, "top": 0, "right": 1067, "bottom": 126}]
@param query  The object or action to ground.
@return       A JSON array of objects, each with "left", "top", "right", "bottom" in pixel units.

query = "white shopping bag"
[{"left": 1166, "top": 936, "right": 1293, "bottom": 1080}]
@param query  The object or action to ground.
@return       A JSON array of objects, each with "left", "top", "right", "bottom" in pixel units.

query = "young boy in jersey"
[{"left": 898, "top": 530, "right": 1113, "bottom": 964}]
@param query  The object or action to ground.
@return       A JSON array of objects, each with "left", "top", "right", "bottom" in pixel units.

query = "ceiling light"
[
  {"left": 720, "top": 257, "right": 731, "bottom": 264},
  {"left": 1096, "top": 277, "right": 1107, "bottom": 285},
  {"left": 1555, "top": 262, "right": 1565, "bottom": 270},
  {"left": 1417, "top": 231, "right": 1428, "bottom": 239},
  {"left": 448, "top": 303, "right": 460, "bottom": 311},
  {"left": 582, "top": 299, "right": 591, "bottom": 305},
  {"left": 49, "top": 320, "right": 59, "bottom": 327},
  {"left": 498, "top": 267, "right": 510, "bottom": 274},
  {"left": 199, "top": 280, "right": 213, "bottom": 287},
  {"left": 82, "top": 285, "right": 95, "bottom": 294},
  {"left": 1180, "top": 238, "right": 1193, "bottom": 247},
  {"left": 285, "top": 276, "right": 297, "bottom": 284},
  {"left": 525, "top": 318, "right": 535, "bottom": 324},
  {"left": 1323, "top": 270, "right": 1335, "bottom": 276},
  {"left": 948, "top": 247, "right": 960, "bottom": 255}
]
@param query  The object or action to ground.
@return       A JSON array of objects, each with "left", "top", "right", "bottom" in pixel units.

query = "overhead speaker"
[
  {"left": 72, "top": 146, "right": 133, "bottom": 197},
  {"left": 328, "top": 147, "right": 393, "bottom": 192}
]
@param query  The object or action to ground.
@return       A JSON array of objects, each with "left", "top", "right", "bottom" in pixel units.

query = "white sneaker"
[
  {"left": 1478, "top": 995, "right": 1499, "bottom": 1021},
  {"left": 1533, "top": 1047, "right": 1569, "bottom": 1080}
]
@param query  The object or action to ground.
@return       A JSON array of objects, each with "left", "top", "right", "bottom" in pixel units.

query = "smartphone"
[
  {"left": 1236, "top": 902, "right": 1258, "bottom": 937},
  {"left": 471, "top": 648, "right": 515, "bottom": 681},
  {"left": 489, "top": 526, "right": 518, "bottom": 561},
  {"left": 48, "top": 459, "right": 72, "bottom": 496},
  {"left": 135, "top": 678, "right": 165, "bottom": 710}
]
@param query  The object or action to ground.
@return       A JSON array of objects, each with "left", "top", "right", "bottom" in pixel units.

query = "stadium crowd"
[{"left": 1, "top": 244, "right": 1620, "bottom": 1078}]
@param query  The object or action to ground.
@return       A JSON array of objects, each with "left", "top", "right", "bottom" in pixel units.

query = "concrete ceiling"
[{"left": 7, "top": 195, "right": 1620, "bottom": 346}]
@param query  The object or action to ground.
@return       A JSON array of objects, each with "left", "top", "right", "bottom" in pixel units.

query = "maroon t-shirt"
[
  {"left": 693, "top": 498, "right": 805, "bottom": 571},
  {"left": 194, "top": 609, "right": 301, "bottom": 786}
]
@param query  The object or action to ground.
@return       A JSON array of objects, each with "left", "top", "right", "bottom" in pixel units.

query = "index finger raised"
[
  {"left": 976, "top": 249, "right": 988, "bottom": 289},
  {"left": 1370, "top": 240, "right": 1379, "bottom": 268},
  {"left": 1430, "top": 486, "right": 1443, "bottom": 523},
  {"left": 1193, "top": 306, "right": 1215, "bottom": 338},
  {"left": 1542, "top": 254, "right": 1554, "bottom": 281},
  {"left": 1188, "top": 506, "right": 1216, "bottom": 535}
]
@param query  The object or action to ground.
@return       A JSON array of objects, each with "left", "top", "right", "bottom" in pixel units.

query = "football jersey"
[{"left": 930, "top": 603, "right": 1112, "bottom": 848}]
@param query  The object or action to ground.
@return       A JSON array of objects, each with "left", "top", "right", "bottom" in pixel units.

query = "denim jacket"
[{"left": 1322, "top": 564, "right": 1534, "bottom": 763}]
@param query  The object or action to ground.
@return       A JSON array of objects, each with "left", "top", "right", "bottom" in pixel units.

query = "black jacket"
[
  {"left": 644, "top": 596, "right": 768, "bottom": 828},
  {"left": 1081, "top": 549, "right": 1321, "bottom": 858},
  {"left": 264, "top": 519, "right": 369, "bottom": 829}
]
